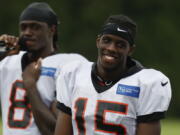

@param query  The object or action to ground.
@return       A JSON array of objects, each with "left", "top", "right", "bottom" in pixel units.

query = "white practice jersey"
[
  {"left": 0, "top": 52, "right": 87, "bottom": 135},
  {"left": 37, "top": 53, "right": 88, "bottom": 107},
  {"left": 56, "top": 61, "right": 171, "bottom": 135}
]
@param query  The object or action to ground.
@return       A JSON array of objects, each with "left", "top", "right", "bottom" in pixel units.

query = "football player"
[
  {"left": 0, "top": 2, "right": 87, "bottom": 135},
  {"left": 54, "top": 15, "right": 172, "bottom": 135}
]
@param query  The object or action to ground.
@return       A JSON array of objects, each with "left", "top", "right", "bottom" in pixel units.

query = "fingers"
[
  {"left": 35, "top": 58, "right": 42, "bottom": 69},
  {"left": 25, "top": 58, "right": 42, "bottom": 71},
  {"left": 7, "top": 45, "right": 20, "bottom": 55},
  {"left": 0, "top": 34, "right": 19, "bottom": 46},
  {"left": 0, "top": 34, "right": 20, "bottom": 56}
]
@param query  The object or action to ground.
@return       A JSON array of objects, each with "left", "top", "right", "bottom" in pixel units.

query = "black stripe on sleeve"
[
  {"left": 137, "top": 112, "right": 166, "bottom": 123},
  {"left": 56, "top": 101, "right": 72, "bottom": 116}
]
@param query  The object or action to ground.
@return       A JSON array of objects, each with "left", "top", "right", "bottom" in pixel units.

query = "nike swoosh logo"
[
  {"left": 161, "top": 81, "right": 168, "bottom": 86},
  {"left": 117, "top": 28, "right": 126, "bottom": 32}
]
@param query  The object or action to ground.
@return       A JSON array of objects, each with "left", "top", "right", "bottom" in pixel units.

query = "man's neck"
[
  {"left": 27, "top": 46, "right": 55, "bottom": 61},
  {"left": 96, "top": 63, "right": 127, "bottom": 82}
]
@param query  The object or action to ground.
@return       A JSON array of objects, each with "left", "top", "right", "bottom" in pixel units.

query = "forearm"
[
  {"left": 136, "top": 121, "right": 161, "bottom": 135},
  {"left": 54, "top": 110, "right": 73, "bottom": 135},
  {"left": 27, "top": 84, "right": 56, "bottom": 135}
]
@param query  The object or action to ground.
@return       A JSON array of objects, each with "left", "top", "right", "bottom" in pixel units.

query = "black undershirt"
[
  {"left": 21, "top": 52, "right": 32, "bottom": 71},
  {"left": 21, "top": 52, "right": 56, "bottom": 71}
]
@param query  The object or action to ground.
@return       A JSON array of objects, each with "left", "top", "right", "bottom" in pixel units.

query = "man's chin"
[
  {"left": 102, "top": 63, "right": 119, "bottom": 72},
  {"left": 26, "top": 48, "right": 38, "bottom": 53}
]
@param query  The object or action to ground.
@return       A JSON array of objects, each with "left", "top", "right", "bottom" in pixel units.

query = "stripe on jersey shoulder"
[{"left": 41, "top": 67, "right": 57, "bottom": 77}]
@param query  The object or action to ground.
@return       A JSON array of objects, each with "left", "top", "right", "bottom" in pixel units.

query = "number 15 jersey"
[{"left": 56, "top": 60, "right": 171, "bottom": 135}]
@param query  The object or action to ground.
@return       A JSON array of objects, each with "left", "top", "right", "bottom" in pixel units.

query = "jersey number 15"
[{"left": 74, "top": 97, "right": 128, "bottom": 135}]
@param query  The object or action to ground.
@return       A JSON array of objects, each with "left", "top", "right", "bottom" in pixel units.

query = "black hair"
[{"left": 49, "top": 24, "right": 59, "bottom": 52}]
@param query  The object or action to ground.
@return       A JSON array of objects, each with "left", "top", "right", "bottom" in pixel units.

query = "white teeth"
[{"left": 104, "top": 55, "right": 115, "bottom": 60}]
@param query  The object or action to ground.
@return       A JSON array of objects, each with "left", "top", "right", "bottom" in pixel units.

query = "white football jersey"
[
  {"left": 0, "top": 52, "right": 87, "bottom": 135},
  {"left": 37, "top": 53, "right": 88, "bottom": 107},
  {"left": 56, "top": 61, "right": 171, "bottom": 135}
]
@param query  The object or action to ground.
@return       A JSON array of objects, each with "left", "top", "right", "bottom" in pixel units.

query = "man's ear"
[
  {"left": 96, "top": 35, "right": 101, "bottom": 48},
  {"left": 49, "top": 25, "right": 56, "bottom": 36},
  {"left": 128, "top": 45, "right": 136, "bottom": 56}
]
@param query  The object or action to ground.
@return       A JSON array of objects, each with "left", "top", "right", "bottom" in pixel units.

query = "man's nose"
[
  {"left": 106, "top": 42, "right": 117, "bottom": 51},
  {"left": 23, "top": 27, "right": 33, "bottom": 36}
]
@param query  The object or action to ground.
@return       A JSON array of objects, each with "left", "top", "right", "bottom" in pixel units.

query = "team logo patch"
[
  {"left": 116, "top": 84, "right": 140, "bottom": 98},
  {"left": 41, "top": 67, "right": 56, "bottom": 77}
]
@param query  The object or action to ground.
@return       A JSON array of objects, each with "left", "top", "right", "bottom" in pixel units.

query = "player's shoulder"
[
  {"left": 42, "top": 53, "right": 88, "bottom": 66},
  {"left": 2, "top": 51, "right": 25, "bottom": 60},
  {"left": 137, "top": 68, "right": 170, "bottom": 85},
  {"left": 0, "top": 51, "right": 25, "bottom": 65},
  {"left": 63, "top": 60, "right": 92, "bottom": 71},
  {"left": 61, "top": 60, "right": 93, "bottom": 75},
  {"left": 43, "top": 53, "right": 87, "bottom": 62},
  {"left": 136, "top": 68, "right": 171, "bottom": 117}
]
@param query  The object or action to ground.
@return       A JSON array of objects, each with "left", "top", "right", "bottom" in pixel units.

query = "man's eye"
[
  {"left": 32, "top": 25, "right": 39, "bottom": 30},
  {"left": 30, "top": 24, "right": 41, "bottom": 30},
  {"left": 116, "top": 42, "right": 127, "bottom": 48},
  {"left": 20, "top": 25, "right": 26, "bottom": 31},
  {"left": 102, "top": 38, "right": 111, "bottom": 43}
]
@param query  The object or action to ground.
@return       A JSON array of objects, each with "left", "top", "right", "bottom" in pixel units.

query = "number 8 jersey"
[
  {"left": 56, "top": 60, "right": 172, "bottom": 135},
  {"left": 0, "top": 52, "right": 88, "bottom": 135}
]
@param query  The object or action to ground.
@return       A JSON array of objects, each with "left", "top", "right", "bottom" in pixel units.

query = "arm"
[
  {"left": 55, "top": 63, "right": 75, "bottom": 135},
  {"left": 54, "top": 110, "right": 73, "bottom": 135},
  {"left": 136, "top": 120, "right": 161, "bottom": 135},
  {"left": 136, "top": 72, "right": 172, "bottom": 135},
  {"left": 22, "top": 59, "right": 57, "bottom": 135},
  {"left": 50, "top": 99, "right": 59, "bottom": 117}
]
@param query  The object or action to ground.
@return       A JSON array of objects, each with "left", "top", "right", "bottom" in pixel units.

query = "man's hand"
[
  {"left": 22, "top": 58, "right": 42, "bottom": 90},
  {"left": 0, "top": 34, "right": 20, "bottom": 56}
]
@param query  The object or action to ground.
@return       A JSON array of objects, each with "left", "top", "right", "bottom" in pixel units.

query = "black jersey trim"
[
  {"left": 21, "top": 52, "right": 30, "bottom": 71},
  {"left": 56, "top": 101, "right": 72, "bottom": 116},
  {"left": 91, "top": 57, "right": 144, "bottom": 93},
  {"left": 137, "top": 112, "right": 166, "bottom": 123},
  {"left": 21, "top": 52, "right": 56, "bottom": 72}
]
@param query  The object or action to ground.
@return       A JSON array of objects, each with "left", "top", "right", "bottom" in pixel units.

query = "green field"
[
  {"left": 161, "top": 118, "right": 180, "bottom": 135},
  {"left": 0, "top": 118, "right": 179, "bottom": 135}
]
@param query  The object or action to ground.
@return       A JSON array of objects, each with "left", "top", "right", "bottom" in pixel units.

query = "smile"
[
  {"left": 103, "top": 52, "right": 118, "bottom": 59},
  {"left": 104, "top": 55, "right": 117, "bottom": 60}
]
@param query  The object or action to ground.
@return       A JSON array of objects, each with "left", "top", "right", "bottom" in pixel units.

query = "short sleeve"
[
  {"left": 137, "top": 74, "right": 172, "bottom": 122},
  {"left": 36, "top": 60, "right": 57, "bottom": 107},
  {"left": 56, "top": 63, "right": 78, "bottom": 115},
  {"left": 54, "top": 53, "right": 88, "bottom": 80},
  {"left": 37, "top": 72, "right": 56, "bottom": 107},
  {"left": 56, "top": 71, "right": 71, "bottom": 107}
]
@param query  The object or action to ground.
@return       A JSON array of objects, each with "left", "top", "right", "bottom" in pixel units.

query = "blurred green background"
[{"left": 0, "top": 0, "right": 179, "bottom": 134}]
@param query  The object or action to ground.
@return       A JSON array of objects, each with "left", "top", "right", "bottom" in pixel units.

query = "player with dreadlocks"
[{"left": 0, "top": 2, "right": 87, "bottom": 135}]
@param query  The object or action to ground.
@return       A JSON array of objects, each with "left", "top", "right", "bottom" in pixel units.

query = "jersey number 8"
[{"left": 8, "top": 80, "right": 32, "bottom": 129}]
